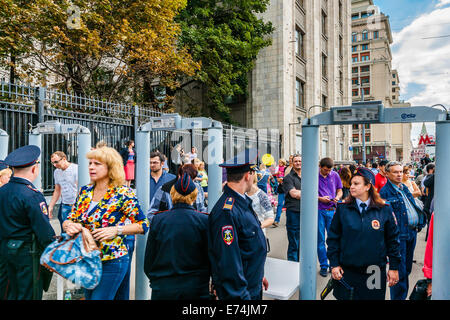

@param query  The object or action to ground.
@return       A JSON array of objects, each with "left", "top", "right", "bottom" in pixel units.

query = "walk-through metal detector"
[
  {"left": 300, "top": 101, "right": 450, "bottom": 300},
  {"left": 29, "top": 120, "right": 91, "bottom": 300},
  {"left": 0, "top": 129, "right": 8, "bottom": 160},
  {"left": 134, "top": 114, "right": 223, "bottom": 300}
]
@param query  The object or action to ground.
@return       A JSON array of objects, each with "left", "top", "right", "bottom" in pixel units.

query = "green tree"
[
  {"left": 177, "top": 0, "right": 273, "bottom": 121},
  {"left": 0, "top": 0, "right": 199, "bottom": 110}
]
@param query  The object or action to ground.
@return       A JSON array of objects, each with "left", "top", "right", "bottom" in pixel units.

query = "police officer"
[
  {"left": 144, "top": 173, "right": 210, "bottom": 300},
  {"left": 208, "top": 149, "right": 268, "bottom": 300},
  {"left": 0, "top": 160, "right": 9, "bottom": 299},
  {"left": 0, "top": 145, "right": 55, "bottom": 300},
  {"left": 326, "top": 167, "right": 401, "bottom": 300}
]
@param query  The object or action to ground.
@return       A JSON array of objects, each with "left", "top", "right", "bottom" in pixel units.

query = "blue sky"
[{"left": 372, "top": 0, "right": 450, "bottom": 145}]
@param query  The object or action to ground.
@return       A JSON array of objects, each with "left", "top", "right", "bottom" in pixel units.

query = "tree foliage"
[
  {"left": 0, "top": 0, "right": 199, "bottom": 109},
  {"left": 177, "top": 0, "right": 273, "bottom": 121}
]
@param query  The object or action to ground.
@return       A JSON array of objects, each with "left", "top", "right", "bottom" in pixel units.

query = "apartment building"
[
  {"left": 242, "top": 0, "right": 353, "bottom": 160},
  {"left": 351, "top": 0, "right": 411, "bottom": 163}
]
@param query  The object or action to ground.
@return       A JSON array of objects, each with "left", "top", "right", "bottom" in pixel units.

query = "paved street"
[{"left": 43, "top": 203, "right": 427, "bottom": 300}]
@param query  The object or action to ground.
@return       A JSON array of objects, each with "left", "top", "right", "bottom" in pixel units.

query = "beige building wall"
[
  {"left": 351, "top": 0, "right": 411, "bottom": 163},
  {"left": 248, "top": 0, "right": 353, "bottom": 161}
]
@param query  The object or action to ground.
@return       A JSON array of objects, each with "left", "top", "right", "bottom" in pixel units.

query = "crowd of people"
[{"left": 0, "top": 139, "right": 437, "bottom": 301}]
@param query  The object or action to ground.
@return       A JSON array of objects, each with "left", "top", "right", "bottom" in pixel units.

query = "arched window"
[
  {"left": 352, "top": 32, "right": 358, "bottom": 42},
  {"left": 362, "top": 30, "right": 369, "bottom": 40}
]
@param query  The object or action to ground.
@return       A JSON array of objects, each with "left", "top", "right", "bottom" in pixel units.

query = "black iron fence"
[{"left": 0, "top": 80, "right": 281, "bottom": 194}]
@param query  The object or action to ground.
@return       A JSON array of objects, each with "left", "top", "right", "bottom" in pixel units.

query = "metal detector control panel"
[
  {"left": 332, "top": 101, "right": 384, "bottom": 124},
  {"left": 33, "top": 120, "right": 90, "bottom": 134},
  {"left": 150, "top": 114, "right": 181, "bottom": 130}
]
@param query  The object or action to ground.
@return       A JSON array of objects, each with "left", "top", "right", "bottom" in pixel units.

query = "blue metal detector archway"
[
  {"left": 134, "top": 114, "right": 223, "bottom": 300},
  {"left": 28, "top": 120, "right": 91, "bottom": 300},
  {"left": 300, "top": 101, "right": 450, "bottom": 300},
  {"left": 0, "top": 129, "right": 8, "bottom": 160}
]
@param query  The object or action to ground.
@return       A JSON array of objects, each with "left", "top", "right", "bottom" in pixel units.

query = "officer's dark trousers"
[
  {"left": 151, "top": 275, "right": 210, "bottom": 300},
  {"left": 0, "top": 241, "right": 43, "bottom": 300},
  {"left": 0, "top": 257, "right": 8, "bottom": 300},
  {"left": 390, "top": 234, "right": 416, "bottom": 300}
]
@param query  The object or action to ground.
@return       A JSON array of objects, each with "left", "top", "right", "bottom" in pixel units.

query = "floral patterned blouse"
[{"left": 68, "top": 184, "right": 149, "bottom": 261}]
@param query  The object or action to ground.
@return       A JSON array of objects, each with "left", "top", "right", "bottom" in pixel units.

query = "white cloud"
[
  {"left": 436, "top": 0, "right": 450, "bottom": 8},
  {"left": 391, "top": 6, "right": 450, "bottom": 144}
]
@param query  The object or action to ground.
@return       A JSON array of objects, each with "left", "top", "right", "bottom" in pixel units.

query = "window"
[
  {"left": 353, "top": 133, "right": 360, "bottom": 142},
  {"left": 365, "top": 124, "right": 370, "bottom": 129},
  {"left": 392, "top": 74, "right": 396, "bottom": 78},
  {"left": 392, "top": 95, "right": 396, "bottom": 100},
  {"left": 322, "top": 95, "right": 328, "bottom": 110},
  {"left": 392, "top": 88, "right": 396, "bottom": 93},
  {"left": 365, "top": 133, "right": 371, "bottom": 142},
  {"left": 373, "top": 31, "right": 379, "bottom": 39},
  {"left": 322, "top": 54, "right": 327, "bottom": 78},
  {"left": 352, "top": 54, "right": 358, "bottom": 63},
  {"left": 352, "top": 89, "right": 359, "bottom": 97},
  {"left": 361, "top": 12, "right": 370, "bottom": 18},
  {"left": 296, "top": 79, "right": 305, "bottom": 108},
  {"left": 352, "top": 124, "right": 359, "bottom": 130},
  {"left": 352, "top": 78, "right": 359, "bottom": 85},
  {"left": 351, "top": 14, "right": 359, "bottom": 20},
  {"left": 352, "top": 32, "right": 358, "bottom": 42},
  {"left": 352, "top": 67, "right": 358, "bottom": 73},
  {"left": 295, "top": 27, "right": 305, "bottom": 58},
  {"left": 361, "top": 44, "right": 368, "bottom": 51},
  {"left": 363, "top": 87, "right": 370, "bottom": 96},
  {"left": 361, "top": 65, "right": 370, "bottom": 73},
  {"left": 360, "top": 52, "right": 370, "bottom": 61},
  {"left": 392, "top": 81, "right": 396, "bottom": 85},
  {"left": 352, "top": 46, "right": 357, "bottom": 52},
  {"left": 362, "top": 30, "right": 369, "bottom": 40},
  {"left": 361, "top": 76, "right": 370, "bottom": 84},
  {"left": 321, "top": 11, "right": 327, "bottom": 35}
]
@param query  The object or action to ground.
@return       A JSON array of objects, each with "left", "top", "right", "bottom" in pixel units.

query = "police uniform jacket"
[
  {"left": 0, "top": 177, "right": 55, "bottom": 247},
  {"left": 327, "top": 200, "right": 401, "bottom": 270},
  {"left": 208, "top": 184, "right": 267, "bottom": 300},
  {"left": 144, "top": 202, "right": 210, "bottom": 291}
]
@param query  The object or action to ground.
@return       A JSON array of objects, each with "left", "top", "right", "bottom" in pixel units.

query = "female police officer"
[
  {"left": 327, "top": 167, "right": 401, "bottom": 300},
  {"left": 144, "top": 173, "right": 210, "bottom": 300}
]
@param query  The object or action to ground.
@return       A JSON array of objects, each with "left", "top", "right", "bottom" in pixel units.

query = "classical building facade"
[
  {"left": 350, "top": 0, "right": 411, "bottom": 163},
  {"left": 241, "top": 0, "right": 353, "bottom": 160}
]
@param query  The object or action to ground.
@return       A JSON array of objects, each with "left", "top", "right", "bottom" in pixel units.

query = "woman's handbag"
[{"left": 40, "top": 227, "right": 102, "bottom": 290}]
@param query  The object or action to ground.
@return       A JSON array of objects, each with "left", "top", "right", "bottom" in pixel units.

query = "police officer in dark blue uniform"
[
  {"left": 208, "top": 149, "right": 268, "bottom": 300},
  {"left": 327, "top": 167, "right": 401, "bottom": 300},
  {"left": 0, "top": 145, "right": 55, "bottom": 300},
  {"left": 0, "top": 160, "right": 9, "bottom": 300},
  {"left": 144, "top": 173, "right": 210, "bottom": 300}
]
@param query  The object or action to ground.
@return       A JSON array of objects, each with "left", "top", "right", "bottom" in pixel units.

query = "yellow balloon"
[{"left": 262, "top": 154, "right": 275, "bottom": 166}]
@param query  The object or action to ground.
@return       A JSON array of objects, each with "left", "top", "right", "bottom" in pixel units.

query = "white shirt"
[
  {"left": 355, "top": 198, "right": 371, "bottom": 213},
  {"left": 247, "top": 189, "right": 275, "bottom": 235},
  {"left": 54, "top": 163, "right": 78, "bottom": 205}
]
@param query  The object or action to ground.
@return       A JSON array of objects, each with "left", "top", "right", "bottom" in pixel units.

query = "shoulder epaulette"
[
  {"left": 26, "top": 184, "right": 41, "bottom": 193},
  {"left": 153, "top": 210, "right": 170, "bottom": 216},
  {"left": 195, "top": 210, "right": 209, "bottom": 215},
  {"left": 223, "top": 197, "right": 235, "bottom": 211}
]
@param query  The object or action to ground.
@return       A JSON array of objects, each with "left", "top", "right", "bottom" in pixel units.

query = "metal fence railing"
[{"left": 1, "top": 80, "right": 281, "bottom": 194}]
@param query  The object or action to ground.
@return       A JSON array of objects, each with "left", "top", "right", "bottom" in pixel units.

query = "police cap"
[
  {"left": 174, "top": 172, "right": 196, "bottom": 196},
  {"left": 354, "top": 167, "right": 375, "bottom": 185},
  {"left": 219, "top": 148, "right": 258, "bottom": 174},
  {"left": 4, "top": 145, "right": 41, "bottom": 168}
]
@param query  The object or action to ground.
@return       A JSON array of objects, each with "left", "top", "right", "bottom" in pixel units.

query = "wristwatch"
[{"left": 117, "top": 226, "right": 124, "bottom": 236}]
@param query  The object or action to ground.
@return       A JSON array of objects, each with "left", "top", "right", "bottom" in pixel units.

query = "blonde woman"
[
  {"left": 0, "top": 161, "right": 12, "bottom": 187},
  {"left": 402, "top": 166, "right": 421, "bottom": 198},
  {"left": 63, "top": 146, "right": 149, "bottom": 300},
  {"left": 197, "top": 161, "right": 208, "bottom": 193}
]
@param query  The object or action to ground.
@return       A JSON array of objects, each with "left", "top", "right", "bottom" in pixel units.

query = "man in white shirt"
[{"left": 48, "top": 151, "right": 78, "bottom": 231}]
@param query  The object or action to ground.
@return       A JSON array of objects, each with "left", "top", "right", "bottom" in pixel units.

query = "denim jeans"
[
  {"left": 390, "top": 234, "right": 417, "bottom": 300},
  {"left": 317, "top": 209, "right": 335, "bottom": 269},
  {"left": 274, "top": 193, "right": 285, "bottom": 223},
  {"left": 58, "top": 204, "right": 73, "bottom": 233},
  {"left": 85, "top": 254, "right": 130, "bottom": 300},
  {"left": 286, "top": 210, "right": 300, "bottom": 262},
  {"left": 114, "top": 236, "right": 135, "bottom": 300}
]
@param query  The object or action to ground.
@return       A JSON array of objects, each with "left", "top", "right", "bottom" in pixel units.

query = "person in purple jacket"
[{"left": 317, "top": 157, "right": 343, "bottom": 277}]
